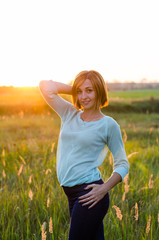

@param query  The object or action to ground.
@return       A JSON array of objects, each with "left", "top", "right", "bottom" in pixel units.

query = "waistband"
[
  {"left": 62, "top": 179, "right": 103, "bottom": 189},
  {"left": 62, "top": 179, "right": 104, "bottom": 196}
]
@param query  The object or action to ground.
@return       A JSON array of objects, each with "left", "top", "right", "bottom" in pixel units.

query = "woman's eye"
[
  {"left": 77, "top": 90, "right": 81, "bottom": 94},
  {"left": 87, "top": 89, "right": 92, "bottom": 93}
]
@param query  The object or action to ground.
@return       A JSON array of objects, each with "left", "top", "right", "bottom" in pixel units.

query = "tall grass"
[{"left": 0, "top": 111, "right": 159, "bottom": 239}]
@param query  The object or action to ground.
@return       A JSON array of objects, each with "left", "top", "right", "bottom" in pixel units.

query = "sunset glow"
[{"left": 0, "top": 0, "right": 159, "bottom": 87}]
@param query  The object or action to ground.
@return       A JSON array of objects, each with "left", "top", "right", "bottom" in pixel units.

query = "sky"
[{"left": 0, "top": 0, "right": 159, "bottom": 87}]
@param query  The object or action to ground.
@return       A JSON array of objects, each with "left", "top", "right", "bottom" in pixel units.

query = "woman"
[{"left": 39, "top": 70, "right": 129, "bottom": 240}]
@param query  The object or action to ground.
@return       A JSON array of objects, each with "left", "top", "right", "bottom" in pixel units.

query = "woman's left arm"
[
  {"left": 78, "top": 172, "right": 121, "bottom": 209},
  {"left": 79, "top": 119, "right": 129, "bottom": 209}
]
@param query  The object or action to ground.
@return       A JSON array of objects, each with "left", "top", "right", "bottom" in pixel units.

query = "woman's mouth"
[{"left": 82, "top": 101, "right": 90, "bottom": 105}]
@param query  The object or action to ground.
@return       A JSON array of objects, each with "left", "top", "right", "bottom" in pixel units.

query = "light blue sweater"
[{"left": 39, "top": 81, "right": 129, "bottom": 187}]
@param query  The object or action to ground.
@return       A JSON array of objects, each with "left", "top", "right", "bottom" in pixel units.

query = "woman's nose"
[{"left": 81, "top": 91, "right": 87, "bottom": 99}]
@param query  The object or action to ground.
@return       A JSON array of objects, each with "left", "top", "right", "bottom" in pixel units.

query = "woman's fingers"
[
  {"left": 78, "top": 193, "right": 91, "bottom": 200},
  {"left": 78, "top": 195, "right": 92, "bottom": 203},
  {"left": 81, "top": 199, "right": 99, "bottom": 208},
  {"left": 81, "top": 198, "right": 94, "bottom": 206},
  {"left": 78, "top": 184, "right": 99, "bottom": 200},
  {"left": 78, "top": 184, "right": 105, "bottom": 208},
  {"left": 88, "top": 201, "right": 98, "bottom": 209},
  {"left": 84, "top": 184, "right": 95, "bottom": 190},
  {"left": 79, "top": 194, "right": 97, "bottom": 207}
]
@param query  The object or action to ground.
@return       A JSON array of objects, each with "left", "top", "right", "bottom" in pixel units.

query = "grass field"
[
  {"left": 0, "top": 88, "right": 159, "bottom": 239},
  {"left": 0, "top": 88, "right": 159, "bottom": 115},
  {"left": 108, "top": 89, "right": 159, "bottom": 100}
]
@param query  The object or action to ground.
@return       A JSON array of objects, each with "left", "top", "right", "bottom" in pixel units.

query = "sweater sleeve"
[
  {"left": 107, "top": 118, "right": 129, "bottom": 181},
  {"left": 39, "top": 80, "right": 76, "bottom": 122}
]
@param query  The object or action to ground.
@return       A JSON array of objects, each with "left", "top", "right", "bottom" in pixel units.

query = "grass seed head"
[
  {"left": 28, "top": 175, "right": 32, "bottom": 184},
  {"left": 47, "top": 197, "right": 50, "bottom": 208},
  {"left": 134, "top": 203, "right": 138, "bottom": 221},
  {"left": 45, "top": 169, "right": 52, "bottom": 175},
  {"left": 2, "top": 149, "right": 5, "bottom": 157},
  {"left": 2, "top": 170, "right": 6, "bottom": 178},
  {"left": 17, "top": 164, "right": 23, "bottom": 176},
  {"left": 41, "top": 223, "right": 47, "bottom": 240},
  {"left": 49, "top": 217, "right": 53, "bottom": 233},
  {"left": 112, "top": 205, "right": 123, "bottom": 221},
  {"left": 29, "top": 189, "right": 33, "bottom": 200},
  {"left": 148, "top": 174, "right": 154, "bottom": 189},
  {"left": 122, "top": 192, "right": 126, "bottom": 201},
  {"left": 146, "top": 215, "right": 151, "bottom": 234},
  {"left": 128, "top": 152, "right": 139, "bottom": 159},
  {"left": 123, "top": 129, "right": 127, "bottom": 143},
  {"left": 19, "top": 155, "right": 26, "bottom": 165},
  {"left": 51, "top": 142, "right": 55, "bottom": 152},
  {"left": 122, "top": 174, "right": 129, "bottom": 201}
]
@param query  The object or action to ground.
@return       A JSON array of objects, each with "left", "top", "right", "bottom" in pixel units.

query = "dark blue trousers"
[{"left": 62, "top": 179, "right": 109, "bottom": 240}]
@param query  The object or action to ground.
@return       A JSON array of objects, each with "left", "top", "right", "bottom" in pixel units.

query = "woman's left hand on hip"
[{"left": 78, "top": 184, "right": 107, "bottom": 209}]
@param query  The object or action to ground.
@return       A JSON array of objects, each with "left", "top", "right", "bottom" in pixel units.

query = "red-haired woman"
[{"left": 39, "top": 70, "right": 129, "bottom": 240}]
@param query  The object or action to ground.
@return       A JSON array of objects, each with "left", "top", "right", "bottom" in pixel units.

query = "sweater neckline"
[{"left": 78, "top": 111, "right": 106, "bottom": 124}]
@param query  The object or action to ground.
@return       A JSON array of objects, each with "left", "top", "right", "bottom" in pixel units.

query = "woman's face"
[{"left": 76, "top": 79, "right": 96, "bottom": 110}]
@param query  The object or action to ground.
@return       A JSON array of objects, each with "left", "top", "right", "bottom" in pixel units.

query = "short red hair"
[{"left": 72, "top": 70, "right": 108, "bottom": 109}]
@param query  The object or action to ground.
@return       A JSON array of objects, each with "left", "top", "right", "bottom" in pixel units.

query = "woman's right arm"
[
  {"left": 39, "top": 80, "right": 72, "bottom": 95},
  {"left": 39, "top": 80, "right": 76, "bottom": 121}
]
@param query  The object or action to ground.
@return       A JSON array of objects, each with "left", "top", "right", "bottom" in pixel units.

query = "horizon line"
[{"left": 1, "top": 80, "right": 159, "bottom": 88}]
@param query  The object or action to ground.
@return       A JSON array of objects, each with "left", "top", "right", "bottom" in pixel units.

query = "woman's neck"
[{"left": 81, "top": 109, "right": 104, "bottom": 122}]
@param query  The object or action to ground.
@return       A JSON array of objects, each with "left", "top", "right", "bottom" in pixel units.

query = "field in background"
[
  {"left": 0, "top": 87, "right": 159, "bottom": 239},
  {"left": 0, "top": 87, "right": 159, "bottom": 115},
  {"left": 108, "top": 89, "right": 159, "bottom": 100}
]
